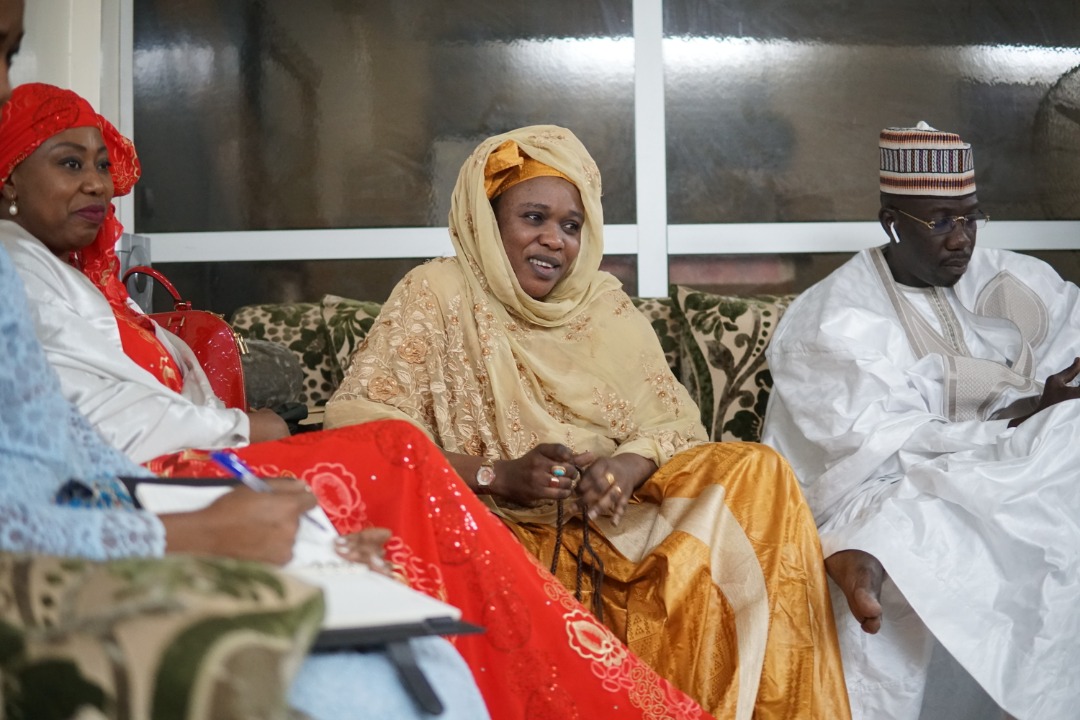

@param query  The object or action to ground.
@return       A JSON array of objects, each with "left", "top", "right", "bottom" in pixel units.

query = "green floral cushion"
[
  {"left": 320, "top": 294, "right": 384, "bottom": 388},
  {"left": 231, "top": 303, "right": 335, "bottom": 407},
  {"left": 630, "top": 296, "right": 682, "bottom": 378},
  {"left": 670, "top": 286, "right": 795, "bottom": 443},
  {"left": 0, "top": 553, "right": 323, "bottom": 720}
]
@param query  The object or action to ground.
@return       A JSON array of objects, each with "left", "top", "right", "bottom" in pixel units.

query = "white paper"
[{"left": 135, "top": 482, "right": 461, "bottom": 629}]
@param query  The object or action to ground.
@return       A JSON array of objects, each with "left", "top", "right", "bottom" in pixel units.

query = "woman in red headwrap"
[{"left": 0, "top": 82, "right": 718, "bottom": 720}]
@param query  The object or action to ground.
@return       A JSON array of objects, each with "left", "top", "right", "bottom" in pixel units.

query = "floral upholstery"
[
  {"left": 670, "top": 286, "right": 795, "bottom": 443},
  {"left": 231, "top": 303, "right": 335, "bottom": 407},
  {"left": 0, "top": 552, "right": 323, "bottom": 720},
  {"left": 630, "top": 296, "right": 682, "bottom": 380},
  {"left": 319, "top": 294, "right": 384, "bottom": 388},
  {"left": 232, "top": 288, "right": 793, "bottom": 443}
]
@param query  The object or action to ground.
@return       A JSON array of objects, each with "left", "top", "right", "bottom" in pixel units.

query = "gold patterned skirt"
[{"left": 505, "top": 442, "right": 851, "bottom": 720}]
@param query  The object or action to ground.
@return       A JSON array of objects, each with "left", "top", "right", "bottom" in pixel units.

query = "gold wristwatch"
[{"left": 475, "top": 459, "right": 496, "bottom": 491}]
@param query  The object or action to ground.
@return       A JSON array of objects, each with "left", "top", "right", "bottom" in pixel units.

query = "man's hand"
[
  {"left": 1009, "top": 357, "right": 1080, "bottom": 428},
  {"left": 825, "top": 549, "right": 886, "bottom": 634}
]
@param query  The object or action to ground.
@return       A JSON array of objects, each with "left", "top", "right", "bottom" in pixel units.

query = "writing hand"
[{"left": 160, "top": 479, "right": 316, "bottom": 565}]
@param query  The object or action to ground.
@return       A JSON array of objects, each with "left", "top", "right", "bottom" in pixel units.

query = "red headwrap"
[{"left": 0, "top": 83, "right": 181, "bottom": 392}]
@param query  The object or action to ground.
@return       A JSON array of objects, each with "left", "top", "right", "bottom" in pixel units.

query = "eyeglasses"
[{"left": 893, "top": 207, "right": 989, "bottom": 236}]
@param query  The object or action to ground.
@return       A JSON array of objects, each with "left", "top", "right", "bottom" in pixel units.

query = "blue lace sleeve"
[{"left": 1, "top": 244, "right": 165, "bottom": 560}]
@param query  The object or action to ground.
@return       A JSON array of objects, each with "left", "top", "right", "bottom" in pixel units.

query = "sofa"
[
  {"left": 230, "top": 287, "right": 796, "bottom": 443},
  {"left": 230, "top": 285, "right": 1004, "bottom": 720}
]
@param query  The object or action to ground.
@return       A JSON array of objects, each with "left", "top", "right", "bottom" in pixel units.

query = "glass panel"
[
  {"left": 150, "top": 258, "right": 430, "bottom": 318},
  {"left": 133, "top": 0, "right": 635, "bottom": 233},
  {"left": 669, "top": 250, "right": 1080, "bottom": 297},
  {"left": 664, "top": 1, "right": 1080, "bottom": 223}
]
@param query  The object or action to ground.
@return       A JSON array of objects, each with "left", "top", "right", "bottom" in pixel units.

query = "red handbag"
[{"left": 122, "top": 265, "right": 249, "bottom": 410}]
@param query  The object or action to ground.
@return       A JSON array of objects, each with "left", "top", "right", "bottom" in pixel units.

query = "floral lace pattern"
[
  {"left": 331, "top": 262, "right": 705, "bottom": 480},
  {"left": 0, "top": 247, "right": 163, "bottom": 560}
]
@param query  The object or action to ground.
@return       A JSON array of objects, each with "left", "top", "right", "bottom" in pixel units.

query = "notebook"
[{"left": 127, "top": 479, "right": 477, "bottom": 644}]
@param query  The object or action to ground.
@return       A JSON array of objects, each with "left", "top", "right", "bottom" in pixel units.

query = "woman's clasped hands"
[{"left": 494, "top": 444, "right": 656, "bottom": 526}]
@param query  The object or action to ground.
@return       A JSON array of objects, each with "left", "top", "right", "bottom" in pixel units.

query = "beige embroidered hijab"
[
  {"left": 451, "top": 126, "right": 616, "bottom": 326},
  {"left": 326, "top": 126, "right": 706, "bottom": 522}
]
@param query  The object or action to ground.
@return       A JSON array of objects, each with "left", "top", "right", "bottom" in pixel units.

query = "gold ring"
[
  {"left": 549, "top": 476, "right": 560, "bottom": 488},
  {"left": 604, "top": 472, "right": 616, "bottom": 486},
  {"left": 612, "top": 484, "right": 623, "bottom": 497}
]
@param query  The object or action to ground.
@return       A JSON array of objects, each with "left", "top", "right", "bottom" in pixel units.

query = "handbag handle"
[{"left": 122, "top": 265, "right": 192, "bottom": 311}]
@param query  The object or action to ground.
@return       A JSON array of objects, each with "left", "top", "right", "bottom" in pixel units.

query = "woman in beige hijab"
[{"left": 327, "top": 126, "right": 850, "bottom": 719}]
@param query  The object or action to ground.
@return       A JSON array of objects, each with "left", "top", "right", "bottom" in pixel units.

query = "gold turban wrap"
[{"left": 484, "top": 139, "right": 574, "bottom": 199}]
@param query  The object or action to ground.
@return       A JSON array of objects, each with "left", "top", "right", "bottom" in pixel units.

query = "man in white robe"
[{"left": 762, "top": 122, "right": 1080, "bottom": 720}]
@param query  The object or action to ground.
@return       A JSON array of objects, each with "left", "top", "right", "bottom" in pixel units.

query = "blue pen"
[{"left": 210, "top": 450, "right": 331, "bottom": 532}]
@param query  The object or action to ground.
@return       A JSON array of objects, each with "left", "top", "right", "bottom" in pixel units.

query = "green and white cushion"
[
  {"left": 670, "top": 286, "right": 795, "bottom": 443},
  {"left": 319, "top": 294, "right": 385, "bottom": 388},
  {"left": 630, "top": 296, "right": 682, "bottom": 379}
]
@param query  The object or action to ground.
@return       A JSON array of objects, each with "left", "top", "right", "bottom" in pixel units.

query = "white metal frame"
[{"left": 110, "top": 0, "right": 1080, "bottom": 298}]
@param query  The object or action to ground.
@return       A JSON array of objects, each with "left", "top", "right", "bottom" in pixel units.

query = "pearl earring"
[{"left": 7, "top": 199, "right": 16, "bottom": 216}]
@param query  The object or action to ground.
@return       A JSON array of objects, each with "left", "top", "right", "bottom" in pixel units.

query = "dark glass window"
[
  {"left": 133, "top": 0, "right": 636, "bottom": 233},
  {"left": 664, "top": 1, "right": 1080, "bottom": 223}
]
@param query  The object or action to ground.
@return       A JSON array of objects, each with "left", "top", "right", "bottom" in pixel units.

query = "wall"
[{"left": 12, "top": 0, "right": 103, "bottom": 109}]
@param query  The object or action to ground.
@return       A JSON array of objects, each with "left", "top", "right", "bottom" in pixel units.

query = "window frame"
[{"left": 108, "top": 0, "right": 1080, "bottom": 297}]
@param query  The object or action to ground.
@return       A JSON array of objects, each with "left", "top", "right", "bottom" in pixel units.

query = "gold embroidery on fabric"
[
  {"left": 396, "top": 336, "right": 428, "bottom": 364},
  {"left": 473, "top": 298, "right": 499, "bottom": 359},
  {"left": 592, "top": 388, "right": 638, "bottom": 438},
  {"left": 504, "top": 319, "right": 532, "bottom": 338},
  {"left": 538, "top": 385, "right": 577, "bottom": 426},
  {"left": 564, "top": 314, "right": 592, "bottom": 342},
  {"left": 611, "top": 294, "right": 634, "bottom": 316},
  {"left": 465, "top": 255, "right": 489, "bottom": 292},
  {"left": 463, "top": 433, "right": 483, "bottom": 456},
  {"left": 502, "top": 401, "right": 530, "bottom": 457},
  {"left": 367, "top": 374, "right": 403, "bottom": 402},
  {"left": 644, "top": 360, "right": 681, "bottom": 418},
  {"left": 441, "top": 293, "right": 491, "bottom": 453},
  {"left": 515, "top": 361, "right": 530, "bottom": 383},
  {"left": 527, "top": 129, "right": 568, "bottom": 149},
  {"left": 580, "top": 157, "right": 601, "bottom": 191}
]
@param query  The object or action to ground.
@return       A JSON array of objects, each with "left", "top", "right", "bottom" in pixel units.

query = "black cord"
[{"left": 549, "top": 484, "right": 605, "bottom": 623}]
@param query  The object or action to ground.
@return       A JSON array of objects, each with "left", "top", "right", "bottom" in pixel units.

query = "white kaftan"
[
  {"left": 763, "top": 245, "right": 1080, "bottom": 720},
  {"left": 1, "top": 221, "right": 248, "bottom": 464}
]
